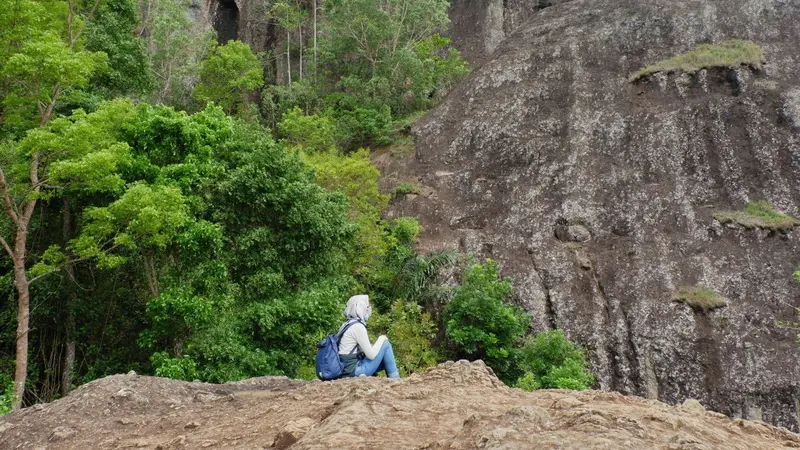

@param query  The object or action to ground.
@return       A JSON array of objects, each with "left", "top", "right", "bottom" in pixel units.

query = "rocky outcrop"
[
  {"left": 393, "top": 0, "right": 800, "bottom": 431},
  {"left": 205, "top": 0, "right": 275, "bottom": 52},
  {"left": 446, "top": 0, "right": 573, "bottom": 66},
  {"left": 2, "top": 362, "right": 799, "bottom": 449}
]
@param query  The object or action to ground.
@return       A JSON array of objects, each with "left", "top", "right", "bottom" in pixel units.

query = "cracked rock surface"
[
  {"left": 391, "top": 0, "right": 800, "bottom": 431},
  {"left": 2, "top": 361, "right": 799, "bottom": 449}
]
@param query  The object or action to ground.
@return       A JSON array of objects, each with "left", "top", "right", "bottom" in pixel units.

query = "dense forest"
[{"left": 0, "top": 0, "right": 592, "bottom": 413}]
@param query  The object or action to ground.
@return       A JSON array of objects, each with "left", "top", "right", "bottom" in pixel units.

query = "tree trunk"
[
  {"left": 12, "top": 226, "right": 31, "bottom": 410},
  {"left": 61, "top": 197, "right": 76, "bottom": 398},
  {"left": 313, "top": 0, "right": 317, "bottom": 72},
  {"left": 299, "top": 27, "right": 303, "bottom": 80},
  {"left": 143, "top": 252, "right": 160, "bottom": 299},
  {"left": 287, "top": 31, "right": 292, "bottom": 85}
]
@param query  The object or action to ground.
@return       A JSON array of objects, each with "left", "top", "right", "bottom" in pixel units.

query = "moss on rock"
[
  {"left": 631, "top": 40, "right": 764, "bottom": 81},
  {"left": 714, "top": 201, "right": 799, "bottom": 231}
]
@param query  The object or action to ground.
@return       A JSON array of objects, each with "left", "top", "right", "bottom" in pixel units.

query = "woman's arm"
[{"left": 352, "top": 324, "right": 386, "bottom": 360}]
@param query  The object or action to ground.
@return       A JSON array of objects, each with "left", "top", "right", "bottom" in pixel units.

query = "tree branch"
[
  {"left": 0, "top": 235, "right": 13, "bottom": 260},
  {"left": 28, "top": 255, "right": 93, "bottom": 286},
  {"left": 68, "top": 0, "right": 103, "bottom": 49},
  {"left": 0, "top": 167, "right": 20, "bottom": 225},
  {"left": 21, "top": 152, "right": 40, "bottom": 225}
]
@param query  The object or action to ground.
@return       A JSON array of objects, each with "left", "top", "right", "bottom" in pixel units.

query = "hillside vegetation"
[{"left": 0, "top": 0, "right": 590, "bottom": 413}]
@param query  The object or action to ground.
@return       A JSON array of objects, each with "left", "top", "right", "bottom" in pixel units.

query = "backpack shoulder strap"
[
  {"left": 336, "top": 320, "right": 365, "bottom": 357},
  {"left": 336, "top": 319, "right": 363, "bottom": 344}
]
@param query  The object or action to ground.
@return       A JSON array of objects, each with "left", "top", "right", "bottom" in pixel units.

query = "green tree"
[
  {"left": 443, "top": 259, "right": 529, "bottom": 381},
  {"left": 0, "top": 0, "right": 107, "bottom": 130},
  {"left": 278, "top": 107, "right": 336, "bottom": 152},
  {"left": 194, "top": 41, "right": 263, "bottom": 115},
  {"left": 269, "top": 1, "right": 307, "bottom": 85},
  {"left": 321, "top": 0, "right": 468, "bottom": 115},
  {"left": 140, "top": 0, "right": 214, "bottom": 109},
  {"left": 83, "top": 0, "right": 154, "bottom": 98},
  {"left": 0, "top": 99, "right": 132, "bottom": 409}
]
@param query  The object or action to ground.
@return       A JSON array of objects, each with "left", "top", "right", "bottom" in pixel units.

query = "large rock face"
[
  {"left": 205, "top": 0, "right": 275, "bottom": 52},
  {"left": 395, "top": 0, "right": 800, "bottom": 431},
  {"left": 446, "top": 0, "right": 573, "bottom": 66},
  {"left": 2, "top": 362, "right": 799, "bottom": 448}
]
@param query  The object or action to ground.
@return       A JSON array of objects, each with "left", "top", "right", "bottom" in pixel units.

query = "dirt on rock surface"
[{"left": 1, "top": 361, "right": 798, "bottom": 449}]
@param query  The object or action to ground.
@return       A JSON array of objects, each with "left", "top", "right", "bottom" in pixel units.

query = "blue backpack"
[{"left": 315, "top": 320, "right": 360, "bottom": 381}]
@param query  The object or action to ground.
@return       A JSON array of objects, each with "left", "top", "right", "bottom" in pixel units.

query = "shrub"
[
  {"left": 515, "top": 371, "right": 541, "bottom": 392},
  {"left": 389, "top": 217, "right": 423, "bottom": 245},
  {"left": 150, "top": 352, "right": 198, "bottom": 381},
  {"left": 369, "top": 301, "right": 440, "bottom": 376},
  {"left": 715, "top": 200, "right": 799, "bottom": 231},
  {"left": 394, "top": 183, "right": 420, "bottom": 196},
  {"left": 278, "top": 107, "right": 336, "bottom": 152},
  {"left": 193, "top": 40, "right": 263, "bottom": 115},
  {"left": 516, "top": 329, "right": 594, "bottom": 391},
  {"left": 323, "top": 95, "right": 393, "bottom": 150},
  {"left": 301, "top": 148, "right": 391, "bottom": 282},
  {"left": 261, "top": 80, "right": 323, "bottom": 129},
  {"left": 631, "top": 40, "right": 764, "bottom": 81},
  {"left": 672, "top": 286, "right": 727, "bottom": 312},
  {"left": 0, "top": 373, "right": 15, "bottom": 416},
  {"left": 444, "top": 259, "right": 529, "bottom": 381}
]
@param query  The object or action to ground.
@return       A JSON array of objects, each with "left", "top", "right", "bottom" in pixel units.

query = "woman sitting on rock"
[{"left": 338, "top": 294, "right": 400, "bottom": 378}]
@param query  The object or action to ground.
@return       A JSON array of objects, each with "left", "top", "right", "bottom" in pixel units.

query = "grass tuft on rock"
[
  {"left": 672, "top": 286, "right": 727, "bottom": 312},
  {"left": 714, "top": 200, "right": 799, "bottom": 231},
  {"left": 394, "top": 183, "right": 420, "bottom": 195},
  {"left": 630, "top": 40, "right": 764, "bottom": 81}
]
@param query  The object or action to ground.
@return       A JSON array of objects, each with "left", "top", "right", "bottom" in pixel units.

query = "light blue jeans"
[{"left": 355, "top": 340, "right": 400, "bottom": 378}]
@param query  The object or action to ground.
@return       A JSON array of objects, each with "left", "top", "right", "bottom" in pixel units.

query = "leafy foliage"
[
  {"left": 515, "top": 329, "right": 594, "bottom": 391},
  {"left": 194, "top": 41, "right": 263, "bottom": 115},
  {"left": 444, "top": 259, "right": 529, "bottom": 381},
  {"left": 84, "top": 0, "right": 154, "bottom": 98},
  {"left": 301, "top": 148, "right": 389, "bottom": 278},
  {"left": 0, "top": 372, "right": 15, "bottom": 416},
  {"left": 0, "top": 0, "right": 595, "bottom": 410},
  {"left": 151, "top": 352, "right": 198, "bottom": 381},
  {"left": 394, "top": 183, "right": 419, "bottom": 195},
  {"left": 369, "top": 301, "right": 439, "bottom": 376},
  {"left": 279, "top": 107, "right": 337, "bottom": 152},
  {"left": 140, "top": 0, "right": 215, "bottom": 109},
  {"left": 0, "top": 0, "right": 108, "bottom": 131},
  {"left": 321, "top": 0, "right": 467, "bottom": 114}
]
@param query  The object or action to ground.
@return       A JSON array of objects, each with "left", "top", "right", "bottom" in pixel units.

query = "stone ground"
[{"left": 1, "top": 361, "right": 798, "bottom": 449}]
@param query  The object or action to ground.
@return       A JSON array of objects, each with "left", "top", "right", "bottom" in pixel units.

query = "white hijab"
[{"left": 344, "top": 294, "right": 371, "bottom": 322}]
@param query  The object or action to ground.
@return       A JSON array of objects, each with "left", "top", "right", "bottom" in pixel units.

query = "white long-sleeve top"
[{"left": 338, "top": 321, "right": 386, "bottom": 360}]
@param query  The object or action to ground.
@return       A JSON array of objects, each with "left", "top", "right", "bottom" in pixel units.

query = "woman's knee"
[{"left": 381, "top": 340, "right": 393, "bottom": 350}]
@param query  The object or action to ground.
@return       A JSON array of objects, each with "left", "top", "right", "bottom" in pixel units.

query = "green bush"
[
  {"left": 193, "top": 40, "right": 263, "bottom": 115},
  {"left": 444, "top": 259, "right": 529, "bottom": 381},
  {"left": 0, "top": 373, "right": 14, "bottom": 416},
  {"left": 394, "top": 183, "right": 419, "bottom": 195},
  {"left": 151, "top": 352, "right": 198, "bottom": 381},
  {"left": 369, "top": 301, "right": 440, "bottom": 376},
  {"left": 323, "top": 94, "right": 393, "bottom": 150},
  {"left": 278, "top": 107, "right": 337, "bottom": 152},
  {"left": 515, "top": 329, "right": 594, "bottom": 391},
  {"left": 261, "top": 80, "right": 323, "bottom": 129},
  {"left": 515, "top": 371, "right": 541, "bottom": 392}
]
